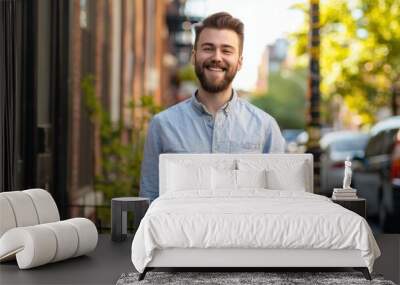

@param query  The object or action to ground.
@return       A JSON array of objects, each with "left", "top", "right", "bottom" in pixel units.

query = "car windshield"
[
  {"left": 330, "top": 138, "right": 368, "bottom": 152},
  {"left": 282, "top": 130, "right": 302, "bottom": 142}
]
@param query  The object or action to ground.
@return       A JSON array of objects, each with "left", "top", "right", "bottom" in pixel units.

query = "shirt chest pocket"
[{"left": 229, "top": 141, "right": 263, "bottom": 153}]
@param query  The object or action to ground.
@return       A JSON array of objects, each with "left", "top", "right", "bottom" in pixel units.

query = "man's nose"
[{"left": 211, "top": 49, "right": 223, "bottom": 62}]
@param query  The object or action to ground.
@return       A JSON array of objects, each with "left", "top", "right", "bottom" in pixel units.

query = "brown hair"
[{"left": 194, "top": 12, "right": 244, "bottom": 54}]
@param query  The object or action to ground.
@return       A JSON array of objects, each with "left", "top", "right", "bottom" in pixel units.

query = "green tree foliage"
[
  {"left": 252, "top": 69, "right": 307, "bottom": 129},
  {"left": 177, "top": 63, "right": 198, "bottom": 83},
  {"left": 81, "top": 75, "right": 162, "bottom": 202},
  {"left": 292, "top": 0, "right": 400, "bottom": 125}
]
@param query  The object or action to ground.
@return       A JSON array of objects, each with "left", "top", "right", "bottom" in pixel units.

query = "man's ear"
[{"left": 237, "top": 55, "right": 243, "bottom": 71}]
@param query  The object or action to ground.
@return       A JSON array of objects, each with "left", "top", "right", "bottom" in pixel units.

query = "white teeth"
[{"left": 207, "top": 67, "right": 224, "bottom": 72}]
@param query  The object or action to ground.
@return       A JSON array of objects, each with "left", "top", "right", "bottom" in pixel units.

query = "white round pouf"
[
  {"left": 65, "top": 218, "right": 98, "bottom": 257},
  {"left": 42, "top": 221, "right": 79, "bottom": 262},
  {"left": 23, "top": 189, "right": 60, "bottom": 223},
  {"left": 0, "top": 191, "right": 39, "bottom": 227},
  {"left": 0, "top": 226, "right": 57, "bottom": 269},
  {"left": 0, "top": 190, "right": 98, "bottom": 269},
  {"left": 0, "top": 195, "right": 17, "bottom": 237}
]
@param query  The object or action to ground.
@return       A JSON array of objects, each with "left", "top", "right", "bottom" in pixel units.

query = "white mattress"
[{"left": 131, "top": 190, "right": 380, "bottom": 273}]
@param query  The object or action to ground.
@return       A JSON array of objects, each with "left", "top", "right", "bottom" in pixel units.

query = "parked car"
[
  {"left": 282, "top": 129, "right": 308, "bottom": 153},
  {"left": 352, "top": 116, "right": 400, "bottom": 232},
  {"left": 385, "top": 132, "right": 400, "bottom": 232},
  {"left": 319, "top": 131, "right": 369, "bottom": 195}
]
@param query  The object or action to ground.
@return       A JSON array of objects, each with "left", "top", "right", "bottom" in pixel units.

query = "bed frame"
[
  {"left": 138, "top": 154, "right": 371, "bottom": 280},
  {"left": 140, "top": 248, "right": 371, "bottom": 280}
]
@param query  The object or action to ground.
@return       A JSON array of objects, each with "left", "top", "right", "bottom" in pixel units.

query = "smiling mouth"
[{"left": 205, "top": 66, "right": 226, "bottom": 73}]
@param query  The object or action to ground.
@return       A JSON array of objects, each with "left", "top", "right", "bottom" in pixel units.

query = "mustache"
[{"left": 203, "top": 60, "right": 228, "bottom": 70}]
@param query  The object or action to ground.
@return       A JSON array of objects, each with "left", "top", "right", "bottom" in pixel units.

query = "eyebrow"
[{"left": 200, "top": 43, "right": 236, "bottom": 50}]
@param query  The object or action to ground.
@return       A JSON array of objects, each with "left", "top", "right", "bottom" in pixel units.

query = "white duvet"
[{"left": 131, "top": 190, "right": 380, "bottom": 273}]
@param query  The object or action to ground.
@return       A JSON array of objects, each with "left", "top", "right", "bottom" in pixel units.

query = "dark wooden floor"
[
  {"left": 0, "top": 234, "right": 399, "bottom": 285},
  {"left": 374, "top": 234, "right": 400, "bottom": 284},
  {"left": 0, "top": 235, "right": 134, "bottom": 285}
]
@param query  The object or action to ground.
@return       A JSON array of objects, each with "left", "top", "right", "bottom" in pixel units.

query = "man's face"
[{"left": 192, "top": 28, "right": 243, "bottom": 93}]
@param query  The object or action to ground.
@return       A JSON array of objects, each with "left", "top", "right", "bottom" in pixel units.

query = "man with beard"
[{"left": 140, "top": 12, "right": 285, "bottom": 201}]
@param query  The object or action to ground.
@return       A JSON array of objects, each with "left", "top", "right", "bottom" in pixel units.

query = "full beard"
[{"left": 194, "top": 58, "right": 239, "bottom": 93}]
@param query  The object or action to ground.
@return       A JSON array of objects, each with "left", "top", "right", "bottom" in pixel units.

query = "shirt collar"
[{"left": 191, "top": 89, "right": 238, "bottom": 116}]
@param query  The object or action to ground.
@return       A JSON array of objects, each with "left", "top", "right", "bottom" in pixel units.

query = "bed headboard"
[{"left": 159, "top": 154, "right": 314, "bottom": 195}]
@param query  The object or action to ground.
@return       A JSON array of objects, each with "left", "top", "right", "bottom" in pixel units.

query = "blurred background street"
[{"left": 1, "top": 0, "right": 400, "bottom": 234}]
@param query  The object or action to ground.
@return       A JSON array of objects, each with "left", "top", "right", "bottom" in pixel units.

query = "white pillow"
[
  {"left": 237, "top": 169, "right": 268, "bottom": 189},
  {"left": 167, "top": 163, "right": 212, "bottom": 191},
  {"left": 267, "top": 166, "right": 306, "bottom": 191},
  {"left": 237, "top": 159, "right": 308, "bottom": 192},
  {"left": 212, "top": 169, "right": 268, "bottom": 190},
  {"left": 212, "top": 169, "right": 237, "bottom": 190}
]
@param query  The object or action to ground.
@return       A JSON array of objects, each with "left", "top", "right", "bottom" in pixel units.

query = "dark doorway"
[{"left": 1, "top": 0, "right": 70, "bottom": 219}]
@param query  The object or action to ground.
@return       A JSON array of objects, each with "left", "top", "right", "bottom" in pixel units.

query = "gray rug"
[{"left": 116, "top": 271, "right": 396, "bottom": 285}]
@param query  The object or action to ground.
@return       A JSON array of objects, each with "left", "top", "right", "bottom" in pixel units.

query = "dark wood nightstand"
[{"left": 331, "top": 197, "right": 366, "bottom": 218}]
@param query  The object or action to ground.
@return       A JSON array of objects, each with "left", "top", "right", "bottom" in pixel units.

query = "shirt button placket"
[
  {"left": 213, "top": 112, "right": 224, "bottom": 153},
  {"left": 211, "top": 114, "right": 217, "bottom": 153}
]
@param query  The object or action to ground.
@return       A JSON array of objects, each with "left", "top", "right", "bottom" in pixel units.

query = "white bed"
[{"left": 131, "top": 154, "right": 380, "bottom": 280}]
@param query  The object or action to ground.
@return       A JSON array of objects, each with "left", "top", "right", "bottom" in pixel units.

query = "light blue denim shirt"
[{"left": 139, "top": 90, "right": 285, "bottom": 201}]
